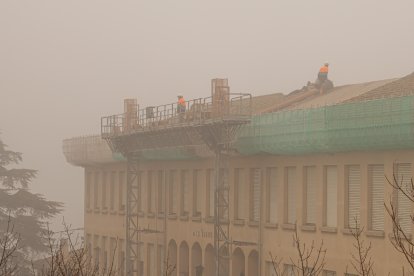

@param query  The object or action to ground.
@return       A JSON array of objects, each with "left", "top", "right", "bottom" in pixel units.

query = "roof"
[
  {"left": 344, "top": 72, "right": 414, "bottom": 103},
  {"left": 252, "top": 72, "right": 414, "bottom": 113}
]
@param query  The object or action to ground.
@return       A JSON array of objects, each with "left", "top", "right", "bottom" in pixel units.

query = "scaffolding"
[
  {"left": 101, "top": 80, "right": 252, "bottom": 276},
  {"left": 62, "top": 135, "right": 121, "bottom": 166}
]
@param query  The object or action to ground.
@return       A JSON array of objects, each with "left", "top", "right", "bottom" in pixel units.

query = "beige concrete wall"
[{"left": 83, "top": 150, "right": 414, "bottom": 275}]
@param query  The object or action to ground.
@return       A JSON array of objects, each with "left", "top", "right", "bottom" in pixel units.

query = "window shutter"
[
  {"left": 287, "top": 167, "right": 296, "bottom": 224},
  {"left": 397, "top": 163, "right": 412, "bottom": 234},
  {"left": 236, "top": 169, "right": 245, "bottom": 219},
  {"left": 305, "top": 167, "right": 316, "bottom": 225},
  {"left": 369, "top": 165, "right": 384, "bottom": 231},
  {"left": 326, "top": 166, "right": 337, "bottom": 227},
  {"left": 252, "top": 169, "right": 261, "bottom": 222},
  {"left": 182, "top": 171, "right": 189, "bottom": 214},
  {"left": 347, "top": 166, "right": 360, "bottom": 228},
  {"left": 209, "top": 170, "right": 215, "bottom": 217},
  {"left": 268, "top": 168, "right": 277, "bottom": 224},
  {"left": 194, "top": 170, "right": 202, "bottom": 216},
  {"left": 148, "top": 244, "right": 155, "bottom": 276}
]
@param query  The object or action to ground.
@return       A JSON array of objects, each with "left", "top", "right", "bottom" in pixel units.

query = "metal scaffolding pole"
[{"left": 126, "top": 155, "right": 140, "bottom": 275}]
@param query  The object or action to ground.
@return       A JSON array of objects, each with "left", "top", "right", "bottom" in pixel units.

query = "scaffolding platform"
[{"left": 101, "top": 93, "right": 252, "bottom": 155}]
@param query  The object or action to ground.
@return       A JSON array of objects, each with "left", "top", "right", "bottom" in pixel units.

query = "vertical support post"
[
  {"left": 214, "top": 149, "right": 221, "bottom": 276},
  {"left": 214, "top": 145, "right": 230, "bottom": 276},
  {"left": 126, "top": 155, "right": 140, "bottom": 276}
]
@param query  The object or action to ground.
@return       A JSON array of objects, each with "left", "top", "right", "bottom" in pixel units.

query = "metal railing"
[{"left": 101, "top": 93, "right": 252, "bottom": 138}]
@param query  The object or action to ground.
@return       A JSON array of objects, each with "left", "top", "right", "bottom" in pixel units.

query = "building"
[{"left": 63, "top": 73, "right": 414, "bottom": 276}]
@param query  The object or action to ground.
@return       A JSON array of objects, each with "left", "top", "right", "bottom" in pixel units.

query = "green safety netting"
[{"left": 235, "top": 95, "right": 414, "bottom": 155}]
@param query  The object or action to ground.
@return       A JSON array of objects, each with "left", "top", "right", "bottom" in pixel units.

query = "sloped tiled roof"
[
  {"left": 253, "top": 73, "right": 414, "bottom": 114},
  {"left": 344, "top": 72, "right": 414, "bottom": 103},
  {"left": 285, "top": 79, "right": 396, "bottom": 111},
  {"left": 250, "top": 92, "right": 284, "bottom": 114}
]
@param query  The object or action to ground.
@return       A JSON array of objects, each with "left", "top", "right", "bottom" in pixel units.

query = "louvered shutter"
[
  {"left": 148, "top": 244, "right": 155, "bottom": 276},
  {"left": 266, "top": 262, "right": 276, "bottom": 276},
  {"left": 306, "top": 167, "right": 316, "bottom": 224},
  {"left": 326, "top": 166, "right": 337, "bottom": 227},
  {"left": 237, "top": 169, "right": 245, "bottom": 219},
  {"left": 269, "top": 168, "right": 277, "bottom": 224},
  {"left": 209, "top": 170, "right": 215, "bottom": 217},
  {"left": 182, "top": 171, "right": 189, "bottom": 214},
  {"left": 348, "top": 166, "right": 361, "bottom": 228},
  {"left": 195, "top": 170, "right": 202, "bottom": 216},
  {"left": 370, "top": 165, "right": 384, "bottom": 231},
  {"left": 397, "top": 163, "right": 412, "bottom": 234},
  {"left": 221, "top": 169, "right": 229, "bottom": 220},
  {"left": 287, "top": 167, "right": 296, "bottom": 224},
  {"left": 173, "top": 174, "right": 178, "bottom": 214},
  {"left": 252, "top": 169, "right": 261, "bottom": 222}
]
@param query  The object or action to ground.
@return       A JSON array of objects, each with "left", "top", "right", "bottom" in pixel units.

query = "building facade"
[{"left": 63, "top": 74, "right": 414, "bottom": 276}]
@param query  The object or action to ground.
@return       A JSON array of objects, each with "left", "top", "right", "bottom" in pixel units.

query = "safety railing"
[{"left": 101, "top": 93, "right": 252, "bottom": 138}]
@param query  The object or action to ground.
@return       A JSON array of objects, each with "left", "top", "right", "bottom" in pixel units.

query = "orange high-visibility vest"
[
  {"left": 319, "top": 66, "right": 329, "bottom": 73},
  {"left": 178, "top": 98, "right": 186, "bottom": 106}
]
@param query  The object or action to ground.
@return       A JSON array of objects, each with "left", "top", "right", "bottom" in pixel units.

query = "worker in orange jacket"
[
  {"left": 318, "top": 63, "right": 329, "bottom": 82},
  {"left": 177, "top": 95, "right": 186, "bottom": 113}
]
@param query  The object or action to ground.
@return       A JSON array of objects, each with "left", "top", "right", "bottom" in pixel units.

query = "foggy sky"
[{"left": 1, "top": 0, "right": 413, "bottom": 230}]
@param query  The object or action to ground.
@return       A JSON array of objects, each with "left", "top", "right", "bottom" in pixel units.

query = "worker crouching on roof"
[
  {"left": 315, "top": 62, "right": 334, "bottom": 94},
  {"left": 318, "top": 63, "right": 329, "bottom": 82},
  {"left": 177, "top": 95, "right": 186, "bottom": 114}
]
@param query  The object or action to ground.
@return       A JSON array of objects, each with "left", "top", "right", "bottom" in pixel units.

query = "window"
[
  {"left": 192, "top": 170, "right": 202, "bottom": 217},
  {"left": 93, "top": 235, "right": 100, "bottom": 265},
  {"left": 102, "top": 171, "right": 107, "bottom": 210},
  {"left": 138, "top": 242, "right": 144, "bottom": 275},
  {"left": 94, "top": 171, "right": 100, "bottom": 210},
  {"left": 169, "top": 170, "right": 178, "bottom": 215},
  {"left": 396, "top": 163, "right": 412, "bottom": 234},
  {"left": 118, "top": 171, "right": 126, "bottom": 212},
  {"left": 180, "top": 170, "right": 190, "bottom": 216},
  {"left": 110, "top": 171, "right": 116, "bottom": 211},
  {"left": 235, "top": 168, "right": 246, "bottom": 220},
  {"left": 220, "top": 169, "right": 229, "bottom": 220},
  {"left": 286, "top": 167, "right": 297, "bottom": 224},
  {"left": 157, "top": 245, "right": 164, "bottom": 276},
  {"left": 148, "top": 171, "right": 156, "bottom": 214},
  {"left": 346, "top": 165, "right": 360, "bottom": 228},
  {"left": 118, "top": 239, "right": 125, "bottom": 275},
  {"left": 147, "top": 244, "right": 155, "bottom": 276},
  {"left": 250, "top": 168, "right": 261, "bottom": 222},
  {"left": 323, "top": 270, "right": 336, "bottom": 276},
  {"left": 157, "top": 171, "right": 165, "bottom": 215},
  {"left": 304, "top": 166, "right": 316, "bottom": 225},
  {"left": 100, "top": 236, "right": 107, "bottom": 271},
  {"left": 325, "top": 166, "right": 337, "bottom": 227},
  {"left": 368, "top": 165, "right": 384, "bottom": 231},
  {"left": 86, "top": 172, "right": 92, "bottom": 209},
  {"left": 284, "top": 264, "right": 296, "bottom": 276},
  {"left": 267, "top": 168, "right": 278, "bottom": 224},
  {"left": 138, "top": 171, "right": 143, "bottom": 212},
  {"left": 109, "top": 237, "right": 116, "bottom": 261},
  {"left": 86, "top": 234, "right": 92, "bottom": 257},
  {"left": 266, "top": 261, "right": 276, "bottom": 276},
  {"left": 207, "top": 169, "right": 215, "bottom": 217}
]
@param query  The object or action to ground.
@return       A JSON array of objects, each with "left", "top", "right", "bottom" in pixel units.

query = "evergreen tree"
[{"left": 0, "top": 135, "right": 62, "bottom": 273}]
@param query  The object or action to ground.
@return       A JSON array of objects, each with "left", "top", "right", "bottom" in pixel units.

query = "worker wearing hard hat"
[
  {"left": 177, "top": 95, "right": 186, "bottom": 114},
  {"left": 318, "top": 63, "right": 329, "bottom": 82}
]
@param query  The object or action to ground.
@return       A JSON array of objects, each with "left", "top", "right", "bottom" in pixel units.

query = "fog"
[{"left": 1, "top": 0, "right": 413, "bottom": 230}]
